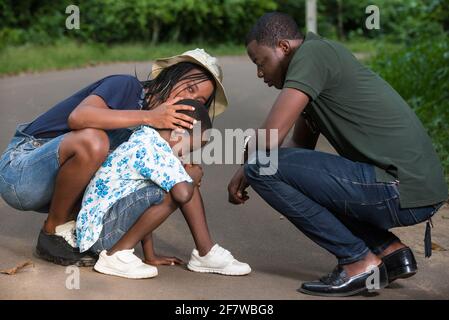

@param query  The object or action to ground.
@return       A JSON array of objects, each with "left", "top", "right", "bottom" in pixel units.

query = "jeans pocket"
[
  {"left": 344, "top": 198, "right": 398, "bottom": 230},
  {"left": 9, "top": 139, "right": 34, "bottom": 168},
  {"left": 10, "top": 135, "right": 61, "bottom": 171},
  {"left": 0, "top": 174, "right": 23, "bottom": 210},
  {"left": 407, "top": 208, "right": 421, "bottom": 225},
  {"left": 6, "top": 137, "right": 27, "bottom": 158},
  {"left": 399, "top": 205, "right": 435, "bottom": 226},
  {"left": 385, "top": 196, "right": 406, "bottom": 227}
]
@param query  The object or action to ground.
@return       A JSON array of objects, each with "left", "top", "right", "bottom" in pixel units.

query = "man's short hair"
[{"left": 245, "top": 12, "right": 303, "bottom": 47}]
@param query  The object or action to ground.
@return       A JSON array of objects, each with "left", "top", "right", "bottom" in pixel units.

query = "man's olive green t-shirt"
[{"left": 283, "top": 32, "right": 448, "bottom": 208}]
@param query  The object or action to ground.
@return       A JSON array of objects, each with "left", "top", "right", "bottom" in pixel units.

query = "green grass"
[
  {"left": 0, "top": 40, "right": 246, "bottom": 76},
  {"left": 0, "top": 38, "right": 402, "bottom": 75},
  {"left": 338, "top": 38, "right": 403, "bottom": 62}
]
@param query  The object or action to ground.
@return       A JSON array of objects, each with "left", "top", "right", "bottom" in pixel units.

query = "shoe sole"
[
  {"left": 35, "top": 247, "right": 96, "bottom": 267},
  {"left": 187, "top": 263, "right": 251, "bottom": 276},
  {"left": 297, "top": 286, "right": 370, "bottom": 297},
  {"left": 93, "top": 262, "right": 158, "bottom": 279},
  {"left": 298, "top": 280, "right": 390, "bottom": 297},
  {"left": 388, "top": 265, "right": 417, "bottom": 283},
  {"left": 298, "top": 277, "right": 389, "bottom": 297}
]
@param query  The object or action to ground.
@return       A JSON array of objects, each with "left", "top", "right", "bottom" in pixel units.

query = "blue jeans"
[
  {"left": 0, "top": 122, "right": 132, "bottom": 213},
  {"left": 89, "top": 183, "right": 165, "bottom": 254},
  {"left": 244, "top": 148, "right": 443, "bottom": 265}
]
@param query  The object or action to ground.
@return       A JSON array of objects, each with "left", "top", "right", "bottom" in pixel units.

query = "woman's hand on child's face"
[
  {"left": 184, "top": 164, "right": 203, "bottom": 187},
  {"left": 146, "top": 97, "right": 196, "bottom": 132},
  {"left": 144, "top": 255, "right": 184, "bottom": 266}
]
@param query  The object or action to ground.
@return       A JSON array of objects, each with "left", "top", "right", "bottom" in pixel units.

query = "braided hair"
[{"left": 140, "top": 62, "right": 217, "bottom": 121}]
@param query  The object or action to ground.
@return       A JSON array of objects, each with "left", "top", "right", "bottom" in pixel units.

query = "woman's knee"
[
  {"left": 77, "top": 128, "right": 109, "bottom": 157},
  {"left": 62, "top": 128, "right": 110, "bottom": 163}
]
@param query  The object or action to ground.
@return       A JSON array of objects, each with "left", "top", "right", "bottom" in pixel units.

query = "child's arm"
[{"left": 141, "top": 233, "right": 184, "bottom": 266}]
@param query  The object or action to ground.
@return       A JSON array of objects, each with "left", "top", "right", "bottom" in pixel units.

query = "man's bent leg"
[
  {"left": 333, "top": 213, "right": 400, "bottom": 256},
  {"left": 244, "top": 148, "right": 389, "bottom": 296},
  {"left": 244, "top": 158, "right": 369, "bottom": 265}
]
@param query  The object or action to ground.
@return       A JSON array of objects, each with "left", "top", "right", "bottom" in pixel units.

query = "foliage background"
[{"left": 0, "top": 0, "right": 446, "bottom": 45}]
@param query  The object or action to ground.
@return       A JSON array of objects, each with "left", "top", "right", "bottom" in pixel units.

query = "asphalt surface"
[{"left": 0, "top": 57, "right": 448, "bottom": 299}]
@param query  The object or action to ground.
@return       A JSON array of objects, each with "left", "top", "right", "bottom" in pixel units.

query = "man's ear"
[{"left": 278, "top": 39, "right": 292, "bottom": 56}]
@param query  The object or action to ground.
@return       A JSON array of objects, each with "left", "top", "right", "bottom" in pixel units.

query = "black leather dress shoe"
[
  {"left": 35, "top": 229, "right": 97, "bottom": 267},
  {"left": 382, "top": 247, "right": 417, "bottom": 282},
  {"left": 298, "top": 263, "right": 389, "bottom": 297}
]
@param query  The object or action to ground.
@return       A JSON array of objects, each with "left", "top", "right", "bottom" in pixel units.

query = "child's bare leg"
[
  {"left": 181, "top": 186, "right": 252, "bottom": 276},
  {"left": 107, "top": 192, "right": 178, "bottom": 255},
  {"left": 141, "top": 233, "right": 183, "bottom": 265},
  {"left": 180, "top": 186, "right": 214, "bottom": 256}
]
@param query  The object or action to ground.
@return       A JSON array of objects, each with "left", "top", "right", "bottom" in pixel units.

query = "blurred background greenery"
[{"left": 0, "top": 0, "right": 448, "bottom": 182}]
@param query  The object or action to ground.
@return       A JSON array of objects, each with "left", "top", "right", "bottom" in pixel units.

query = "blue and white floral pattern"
[{"left": 76, "top": 126, "right": 192, "bottom": 252}]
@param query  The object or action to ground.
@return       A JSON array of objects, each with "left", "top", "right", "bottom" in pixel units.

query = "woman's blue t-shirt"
[{"left": 24, "top": 74, "right": 145, "bottom": 138}]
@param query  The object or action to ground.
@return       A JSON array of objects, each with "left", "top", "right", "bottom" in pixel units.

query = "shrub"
[
  {"left": 0, "top": 0, "right": 278, "bottom": 45},
  {"left": 371, "top": 36, "right": 449, "bottom": 182}
]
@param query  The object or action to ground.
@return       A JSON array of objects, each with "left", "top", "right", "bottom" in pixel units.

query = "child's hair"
[{"left": 175, "top": 99, "right": 212, "bottom": 135}]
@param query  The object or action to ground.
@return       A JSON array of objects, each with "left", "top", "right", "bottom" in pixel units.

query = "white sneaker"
[
  {"left": 187, "top": 244, "right": 251, "bottom": 276},
  {"left": 55, "top": 220, "right": 77, "bottom": 248},
  {"left": 93, "top": 249, "right": 158, "bottom": 279}
]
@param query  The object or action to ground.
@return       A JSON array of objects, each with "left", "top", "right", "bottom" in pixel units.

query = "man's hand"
[
  {"left": 146, "top": 97, "right": 196, "bottom": 131},
  {"left": 228, "top": 166, "right": 250, "bottom": 204},
  {"left": 184, "top": 164, "right": 203, "bottom": 187}
]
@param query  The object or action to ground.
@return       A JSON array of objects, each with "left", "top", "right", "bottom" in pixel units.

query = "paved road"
[{"left": 0, "top": 57, "right": 448, "bottom": 299}]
